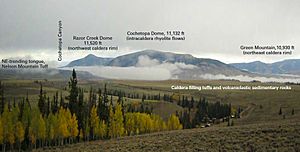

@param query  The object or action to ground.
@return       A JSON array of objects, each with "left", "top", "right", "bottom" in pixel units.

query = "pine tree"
[
  {"left": 102, "top": 84, "right": 109, "bottom": 122},
  {"left": 228, "top": 103, "right": 232, "bottom": 117},
  {"left": 68, "top": 69, "right": 79, "bottom": 114},
  {"left": 21, "top": 97, "right": 31, "bottom": 149},
  {"left": 79, "top": 129, "right": 83, "bottom": 141},
  {"left": 38, "top": 84, "right": 46, "bottom": 116},
  {"left": 141, "top": 98, "right": 145, "bottom": 113},
  {"left": 60, "top": 91, "right": 65, "bottom": 108},
  {"left": 0, "top": 116, "right": 4, "bottom": 151},
  {"left": 98, "top": 88, "right": 105, "bottom": 119},
  {"left": 237, "top": 106, "right": 241, "bottom": 118},
  {"left": 0, "top": 81, "right": 4, "bottom": 114},
  {"left": 77, "top": 88, "right": 85, "bottom": 139},
  {"left": 108, "top": 105, "right": 115, "bottom": 138},
  {"left": 181, "top": 110, "right": 192, "bottom": 129},
  {"left": 84, "top": 119, "right": 90, "bottom": 141},
  {"left": 46, "top": 97, "right": 51, "bottom": 116},
  {"left": 52, "top": 91, "right": 59, "bottom": 113},
  {"left": 279, "top": 107, "right": 282, "bottom": 115},
  {"left": 227, "top": 117, "right": 231, "bottom": 126}
]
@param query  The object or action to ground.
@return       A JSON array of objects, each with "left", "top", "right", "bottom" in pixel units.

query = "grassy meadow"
[{"left": 1, "top": 78, "right": 300, "bottom": 151}]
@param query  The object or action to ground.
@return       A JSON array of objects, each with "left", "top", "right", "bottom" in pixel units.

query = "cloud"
[
  {"left": 60, "top": 55, "right": 300, "bottom": 82},
  {"left": 61, "top": 55, "right": 198, "bottom": 80},
  {"left": 136, "top": 55, "right": 160, "bottom": 67},
  {"left": 135, "top": 55, "right": 197, "bottom": 73},
  {"left": 197, "top": 74, "right": 300, "bottom": 83},
  {"left": 62, "top": 66, "right": 171, "bottom": 80}
]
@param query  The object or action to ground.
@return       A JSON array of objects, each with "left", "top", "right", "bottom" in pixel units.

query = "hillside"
[
  {"left": 231, "top": 59, "right": 300, "bottom": 75},
  {"left": 2, "top": 78, "right": 300, "bottom": 151},
  {"left": 35, "top": 120, "right": 300, "bottom": 152},
  {"left": 63, "top": 50, "right": 251, "bottom": 80},
  {"left": 64, "top": 54, "right": 113, "bottom": 67}
]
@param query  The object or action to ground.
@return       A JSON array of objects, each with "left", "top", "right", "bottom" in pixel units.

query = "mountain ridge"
[
  {"left": 64, "top": 54, "right": 113, "bottom": 67},
  {"left": 63, "top": 50, "right": 251, "bottom": 79},
  {"left": 230, "top": 59, "right": 300, "bottom": 75}
]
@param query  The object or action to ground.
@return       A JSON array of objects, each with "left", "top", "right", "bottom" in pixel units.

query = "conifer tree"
[
  {"left": 60, "top": 91, "right": 65, "bottom": 108},
  {"left": 0, "top": 116, "right": 3, "bottom": 151},
  {"left": 0, "top": 81, "right": 4, "bottom": 114},
  {"left": 68, "top": 69, "right": 79, "bottom": 114},
  {"left": 84, "top": 120, "right": 90, "bottom": 141},
  {"left": 279, "top": 107, "right": 282, "bottom": 115},
  {"left": 21, "top": 97, "right": 31, "bottom": 149},
  {"left": 77, "top": 88, "right": 84, "bottom": 133},
  {"left": 101, "top": 84, "right": 109, "bottom": 122},
  {"left": 38, "top": 84, "right": 45, "bottom": 116}
]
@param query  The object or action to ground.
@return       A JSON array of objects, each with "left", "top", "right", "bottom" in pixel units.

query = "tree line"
[
  {"left": 177, "top": 97, "right": 234, "bottom": 129},
  {"left": 0, "top": 70, "right": 182, "bottom": 151}
]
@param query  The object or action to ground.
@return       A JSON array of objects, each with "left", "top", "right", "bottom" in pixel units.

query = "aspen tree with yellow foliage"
[
  {"left": 46, "top": 112, "right": 56, "bottom": 146},
  {"left": 95, "top": 120, "right": 107, "bottom": 139},
  {"left": 37, "top": 114, "right": 46, "bottom": 147},
  {"left": 2, "top": 104, "right": 15, "bottom": 151},
  {"left": 69, "top": 113, "right": 79, "bottom": 143},
  {"left": 57, "top": 107, "right": 69, "bottom": 145},
  {"left": 29, "top": 108, "right": 40, "bottom": 149},
  {"left": 90, "top": 105, "right": 99, "bottom": 140},
  {"left": 167, "top": 114, "right": 183, "bottom": 130},
  {"left": 108, "top": 103, "right": 125, "bottom": 138},
  {"left": 15, "top": 121, "right": 25, "bottom": 151}
]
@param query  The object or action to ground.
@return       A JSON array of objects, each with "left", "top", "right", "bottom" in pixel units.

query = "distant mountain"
[
  {"left": 108, "top": 50, "right": 198, "bottom": 67},
  {"left": 64, "top": 50, "right": 251, "bottom": 79},
  {"left": 64, "top": 54, "right": 113, "bottom": 67},
  {"left": 231, "top": 59, "right": 300, "bottom": 75}
]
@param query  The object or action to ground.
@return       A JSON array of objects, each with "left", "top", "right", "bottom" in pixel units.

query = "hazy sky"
[{"left": 0, "top": 0, "right": 299, "bottom": 64}]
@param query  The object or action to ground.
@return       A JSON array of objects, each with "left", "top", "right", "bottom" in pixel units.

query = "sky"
[{"left": 0, "top": 0, "right": 299, "bottom": 65}]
